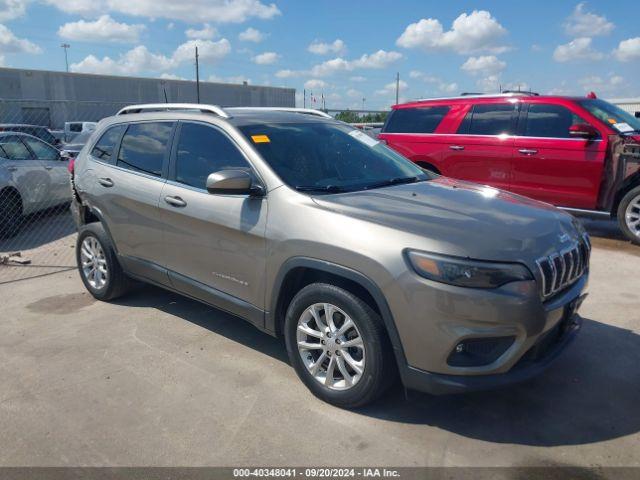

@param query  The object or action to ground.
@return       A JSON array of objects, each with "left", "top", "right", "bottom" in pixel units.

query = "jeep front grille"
[{"left": 536, "top": 234, "right": 591, "bottom": 299}]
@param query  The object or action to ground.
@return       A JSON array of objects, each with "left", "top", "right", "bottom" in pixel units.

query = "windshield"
[
  {"left": 578, "top": 99, "right": 640, "bottom": 134},
  {"left": 70, "top": 131, "right": 93, "bottom": 145},
  {"left": 238, "top": 122, "right": 429, "bottom": 192}
]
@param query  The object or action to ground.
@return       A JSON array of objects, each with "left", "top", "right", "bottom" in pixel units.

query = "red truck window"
[
  {"left": 458, "top": 104, "right": 516, "bottom": 136},
  {"left": 385, "top": 106, "right": 450, "bottom": 134},
  {"left": 524, "top": 104, "right": 587, "bottom": 139}
]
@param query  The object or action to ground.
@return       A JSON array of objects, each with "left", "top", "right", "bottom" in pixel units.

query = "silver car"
[
  {"left": 71, "top": 104, "right": 590, "bottom": 408},
  {"left": 0, "top": 132, "right": 71, "bottom": 238}
]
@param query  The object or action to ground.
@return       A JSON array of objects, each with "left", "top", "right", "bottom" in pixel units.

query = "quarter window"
[
  {"left": 91, "top": 124, "right": 126, "bottom": 162},
  {"left": 175, "top": 123, "right": 252, "bottom": 189},
  {"left": 117, "top": 122, "right": 173, "bottom": 177},
  {"left": 384, "top": 106, "right": 450, "bottom": 134},
  {"left": 524, "top": 104, "right": 589, "bottom": 138},
  {"left": 458, "top": 104, "right": 516, "bottom": 135}
]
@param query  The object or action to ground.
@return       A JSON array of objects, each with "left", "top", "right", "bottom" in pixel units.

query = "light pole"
[{"left": 61, "top": 43, "right": 70, "bottom": 72}]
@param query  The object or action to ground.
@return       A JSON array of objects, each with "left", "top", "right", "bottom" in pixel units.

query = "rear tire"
[
  {"left": 0, "top": 190, "right": 23, "bottom": 239},
  {"left": 617, "top": 186, "right": 640, "bottom": 245},
  {"left": 76, "top": 222, "right": 133, "bottom": 301},
  {"left": 284, "top": 283, "right": 395, "bottom": 408}
]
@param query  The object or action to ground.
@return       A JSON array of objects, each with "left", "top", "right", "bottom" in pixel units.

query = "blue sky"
[{"left": 1, "top": 0, "right": 639, "bottom": 109}]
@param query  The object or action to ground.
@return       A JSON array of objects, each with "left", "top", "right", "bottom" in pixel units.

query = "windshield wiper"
[
  {"left": 294, "top": 184, "right": 348, "bottom": 193},
  {"left": 363, "top": 176, "right": 421, "bottom": 191}
]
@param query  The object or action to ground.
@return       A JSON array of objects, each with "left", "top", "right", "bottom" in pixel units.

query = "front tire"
[
  {"left": 76, "top": 223, "right": 133, "bottom": 301},
  {"left": 284, "top": 283, "right": 395, "bottom": 408},
  {"left": 617, "top": 186, "right": 640, "bottom": 245}
]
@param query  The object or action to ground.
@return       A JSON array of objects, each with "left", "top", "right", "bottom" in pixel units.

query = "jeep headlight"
[{"left": 406, "top": 250, "right": 533, "bottom": 288}]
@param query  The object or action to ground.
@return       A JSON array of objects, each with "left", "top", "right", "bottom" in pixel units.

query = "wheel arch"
[
  {"left": 611, "top": 173, "right": 640, "bottom": 218},
  {"left": 0, "top": 186, "right": 23, "bottom": 212},
  {"left": 267, "top": 257, "right": 408, "bottom": 369}
]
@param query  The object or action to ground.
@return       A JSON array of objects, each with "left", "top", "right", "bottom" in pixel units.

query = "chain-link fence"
[{"left": 0, "top": 100, "right": 126, "bottom": 284}]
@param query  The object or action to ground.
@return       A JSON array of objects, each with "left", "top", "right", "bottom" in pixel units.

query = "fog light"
[{"left": 447, "top": 336, "right": 515, "bottom": 367}]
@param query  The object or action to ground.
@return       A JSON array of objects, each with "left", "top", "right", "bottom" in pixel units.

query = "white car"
[
  {"left": 0, "top": 132, "right": 71, "bottom": 238},
  {"left": 64, "top": 121, "right": 97, "bottom": 143}
]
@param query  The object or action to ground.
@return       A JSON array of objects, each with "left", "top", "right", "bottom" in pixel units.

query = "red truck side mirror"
[{"left": 569, "top": 123, "right": 598, "bottom": 139}]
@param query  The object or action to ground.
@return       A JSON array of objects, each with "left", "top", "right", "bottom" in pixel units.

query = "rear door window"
[
  {"left": 0, "top": 135, "right": 32, "bottom": 160},
  {"left": 91, "top": 124, "right": 126, "bottom": 162},
  {"left": 523, "top": 104, "right": 589, "bottom": 138},
  {"left": 384, "top": 106, "right": 450, "bottom": 133},
  {"left": 116, "top": 122, "right": 173, "bottom": 177},
  {"left": 174, "top": 122, "right": 252, "bottom": 189},
  {"left": 458, "top": 104, "right": 516, "bottom": 135}
]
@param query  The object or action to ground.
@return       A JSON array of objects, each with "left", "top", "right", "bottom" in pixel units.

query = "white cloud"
[
  {"left": 396, "top": 10, "right": 508, "bottom": 55},
  {"left": 438, "top": 82, "right": 458, "bottom": 93},
  {"left": 307, "top": 39, "right": 346, "bottom": 55},
  {"left": 44, "top": 0, "right": 281, "bottom": 24},
  {"left": 476, "top": 74, "right": 500, "bottom": 92},
  {"left": 346, "top": 88, "right": 362, "bottom": 98},
  {"left": 579, "top": 74, "right": 626, "bottom": 95},
  {"left": 304, "top": 79, "right": 327, "bottom": 90},
  {"left": 167, "top": 22, "right": 175, "bottom": 30},
  {"left": 0, "top": 23, "right": 40, "bottom": 54},
  {"left": 349, "top": 76, "right": 366, "bottom": 82},
  {"left": 0, "top": 54, "right": 5, "bottom": 65},
  {"left": 564, "top": 2, "right": 614, "bottom": 37},
  {"left": 613, "top": 37, "right": 640, "bottom": 62},
  {"left": 71, "top": 39, "right": 230, "bottom": 75},
  {"left": 239, "top": 27, "right": 265, "bottom": 42},
  {"left": 553, "top": 37, "right": 604, "bottom": 62},
  {"left": 58, "top": 15, "right": 145, "bottom": 43},
  {"left": 160, "top": 73, "right": 185, "bottom": 80},
  {"left": 375, "top": 79, "right": 408, "bottom": 96},
  {"left": 0, "top": 0, "right": 28, "bottom": 21},
  {"left": 208, "top": 74, "right": 250, "bottom": 84},
  {"left": 275, "top": 69, "right": 297, "bottom": 78},
  {"left": 409, "top": 70, "right": 459, "bottom": 94},
  {"left": 276, "top": 50, "right": 401, "bottom": 79},
  {"left": 185, "top": 23, "right": 217, "bottom": 40},
  {"left": 461, "top": 55, "right": 506, "bottom": 76},
  {"left": 252, "top": 51, "right": 279, "bottom": 64}
]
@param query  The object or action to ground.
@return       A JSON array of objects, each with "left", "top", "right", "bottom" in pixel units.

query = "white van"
[{"left": 64, "top": 122, "right": 97, "bottom": 143}]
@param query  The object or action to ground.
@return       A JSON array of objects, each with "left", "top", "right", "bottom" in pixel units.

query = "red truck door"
[
  {"left": 436, "top": 102, "right": 517, "bottom": 190},
  {"left": 511, "top": 103, "right": 606, "bottom": 209}
]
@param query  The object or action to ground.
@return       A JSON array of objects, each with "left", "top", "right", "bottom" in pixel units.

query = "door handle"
[
  {"left": 518, "top": 148, "right": 538, "bottom": 155},
  {"left": 164, "top": 195, "right": 187, "bottom": 208},
  {"left": 44, "top": 166, "right": 53, "bottom": 170},
  {"left": 449, "top": 145, "right": 465, "bottom": 151},
  {"left": 6, "top": 166, "right": 17, "bottom": 172},
  {"left": 98, "top": 177, "right": 114, "bottom": 187}
]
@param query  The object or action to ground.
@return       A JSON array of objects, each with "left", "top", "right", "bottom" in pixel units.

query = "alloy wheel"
[
  {"left": 80, "top": 236, "right": 108, "bottom": 289},
  {"left": 625, "top": 193, "right": 640, "bottom": 239},
  {"left": 296, "top": 303, "right": 366, "bottom": 390}
]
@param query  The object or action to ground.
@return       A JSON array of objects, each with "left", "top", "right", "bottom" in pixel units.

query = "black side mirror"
[
  {"left": 635, "top": 111, "right": 640, "bottom": 119},
  {"left": 59, "top": 150, "right": 72, "bottom": 161},
  {"left": 206, "top": 169, "right": 264, "bottom": 196}
]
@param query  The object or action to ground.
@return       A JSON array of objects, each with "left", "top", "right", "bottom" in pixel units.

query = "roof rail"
[
  {"left": 501, "top": 90, "right": 539, "bottom": 96},
  {"left": 116, "top": 103, "right": 230, "bottom": 118},
  {"left": 226, "top": 107, "right": 333, "bottom": 118},
  {"left": 414, "top": 92, "right": 537, "bottom": 102}
]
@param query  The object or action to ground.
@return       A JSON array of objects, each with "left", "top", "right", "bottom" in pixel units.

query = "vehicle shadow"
[
  {"left": 0, "top": 206, "right": 75, "bottom": 253},
  {"left": 578, "top": 217, "right": 627, "bottom": 241},
  {"left": 115, "top": 285, "right": 639, "bottom": 447},
  {"left": 359, "top": 317, "right": 640, "bottom": 446}
]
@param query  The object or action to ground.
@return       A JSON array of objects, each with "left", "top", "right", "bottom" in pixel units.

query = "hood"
[{"left": 311, "top": 177, "right": 583, "bottom": 264}]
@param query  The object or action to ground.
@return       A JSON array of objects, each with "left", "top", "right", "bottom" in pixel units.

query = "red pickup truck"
[{"left": 379, "top": 92, "right": 640, "bottom": 244}]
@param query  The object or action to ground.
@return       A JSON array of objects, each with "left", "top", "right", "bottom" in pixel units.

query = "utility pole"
[
  {"left": 195, "top": 46, "right": 200, "bottom": 103},
  {"left": 362, "top": 97, "right": 366, "bottom": 111},
  {"left": 395, "top": 72, "right": 400, "bottom": 105},
  {"left": 61, "top": 43, "right": 70, "bottom": 72},
  {"left": 303, "top": 89, "right": 306, "bottom": 108}
]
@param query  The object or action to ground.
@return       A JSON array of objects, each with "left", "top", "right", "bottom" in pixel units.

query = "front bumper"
[{"left": 402, "top": 311, "right": 582, "bottom": 395}]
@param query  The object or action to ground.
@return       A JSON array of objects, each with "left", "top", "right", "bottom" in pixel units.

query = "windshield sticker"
[
  {"left": 607, "top": 118, "right": 618, "bottom": 124},
  {"left": 348, "top": 129, "right": 379, "bottom": 148},
  {"left": 251, "top": 134, "right": 270, "bottom": 143},
  {"left": 613, "top": 122, "right": 634, "bottom": 133}
]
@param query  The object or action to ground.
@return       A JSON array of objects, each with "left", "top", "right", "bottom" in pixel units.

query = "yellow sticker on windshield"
[
  {"left": 251, "top": 135, "right": 270, "bottom": 143},
  {"left": 608, "top": 118, "right": 617, "bottom": 124}
]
